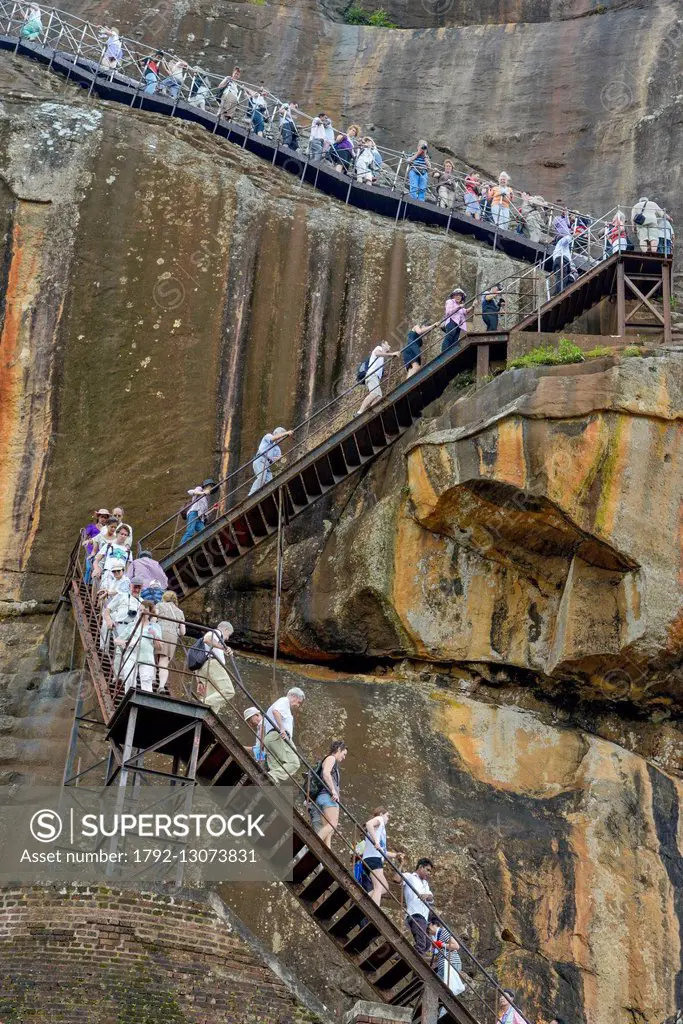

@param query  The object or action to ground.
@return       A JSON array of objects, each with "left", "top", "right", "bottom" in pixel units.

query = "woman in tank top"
[{"left": 362, "top": 806, "right": 397, "bottom": 906}]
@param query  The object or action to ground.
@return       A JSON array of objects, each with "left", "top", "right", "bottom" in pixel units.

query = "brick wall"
[{"left": 0, "top": 885, "right": 328, "bottom": 1024}]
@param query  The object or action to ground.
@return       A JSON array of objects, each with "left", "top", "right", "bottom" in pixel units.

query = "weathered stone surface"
[
  {"left": 0, "top": 29, "right": 681, "bottom": 1024},
  {"left": 221, "top": 354, "right": 683, "bottom": 711},
  {"left": 0, "top": 60, "right": 525, "bottom": 605},
  {"left": 214, "top": 655, "right": 683, "bottom": 1024}
]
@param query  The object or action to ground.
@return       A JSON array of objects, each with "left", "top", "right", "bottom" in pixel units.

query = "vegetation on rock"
[
  {"left": 344, "top": 5, "right": 399, "bottom": 26},
  {"left": 508, "top": 338, "right": 584, "bottom": 369}
]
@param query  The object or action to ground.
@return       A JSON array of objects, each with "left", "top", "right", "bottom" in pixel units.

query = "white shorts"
[{"left": 365, "top": 372, "right": 382, "bottom": 394}]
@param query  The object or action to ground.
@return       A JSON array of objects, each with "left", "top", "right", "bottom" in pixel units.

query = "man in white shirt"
[
  {"left": 309, "top": 112, "right": 327, "bottom": 162},
  {"left": 357, "top": 340, "right": 401, "bottom": 416},
  {"left": 263, "top": 686, "right": 305, "bottom": 783},
  {"left": 403, "top": 857, "right": 434, "bottom": 954},
  {"left": 248, "top": 426, "right": 293, "bottom": 495},
  {"left": 551, "top": 234, "right": 576, "bottom": 296}
]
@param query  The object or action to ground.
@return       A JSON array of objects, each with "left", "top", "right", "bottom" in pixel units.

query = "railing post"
[
  {"left": 65, "top": 23, "right": 87, "bottom": 83},
  {"left": 392, "top": 155, "right": 403, "bottom": 192},
  {"left": 476, "top": 342, "right": 490, "bottom": 384},
  {"left": 87, "top": 43, "right": 105, "bottom": 98},
  {"left": 4, "top": 2, "right": 19, "bottom": 36},
  {"left": 42, "top": 9, "right": 54, "bottom": 45},
  {"left": 47, "top": 23, "right": 63, "bottom": 70},
  {"left": 662, "top": 258, "right": 672, "bottom": 346},
  {"left": 616, "top": 259, "right": 626, "bottom": 337}
]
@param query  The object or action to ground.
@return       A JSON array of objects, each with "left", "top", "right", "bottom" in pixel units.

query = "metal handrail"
[{"left": 137, "top": 204, "right": 627, "bottom": 558}]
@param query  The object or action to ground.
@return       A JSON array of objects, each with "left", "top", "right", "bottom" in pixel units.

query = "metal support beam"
[
  {"left": 421, "top": 984, "right": 439, "bottom": 1024},
  {"left": 476, "top": 343, "right": 490, "bottom": 383},
  {"left": 662, "top": 261, "right": 673, "bottom": 345},
  {"left": 616, "top": 260, "right": 626, "bottom": 337}
]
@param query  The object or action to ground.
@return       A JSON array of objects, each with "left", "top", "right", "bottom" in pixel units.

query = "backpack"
[
  {"left": 357, "top": 358, "right": 369, "bottom": 383},
  {"left": 187, "top": 637, "right": 209, "bottom": 671},
  {"left": 353, "top": 857, "right": 373, "bottom": 892},
  {"left": 302, "top": 759, "right": 324, "bottom": 799}
]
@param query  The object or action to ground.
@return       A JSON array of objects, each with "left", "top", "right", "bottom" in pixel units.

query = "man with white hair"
[
  {"left": 263, "top": 687, "right": 305, "bottom": 783},
  {"left": 248, "top": 427, "right": 293, "bottom": 496}
]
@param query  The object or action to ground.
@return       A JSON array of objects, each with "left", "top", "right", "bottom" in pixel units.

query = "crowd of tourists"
[
  {"left": 78, "top": 507, "right": 564, "bottom": 1020},
  {"left": 15, "top": 4, "right": 675, "bottom": 264}
]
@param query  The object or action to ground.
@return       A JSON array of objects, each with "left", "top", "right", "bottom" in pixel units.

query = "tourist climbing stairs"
[
  {"left": 62, "top": 547, "right": 509, "bottom": 1024},
  {"left": 141, "top": 329, "right": 508, "bottom": 599}
]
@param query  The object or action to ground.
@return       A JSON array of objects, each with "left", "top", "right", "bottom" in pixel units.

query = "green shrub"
[
  {"left": 345, "top": 4, "right": 370, "bottom": 22},
  {"left": 585, "top": 345, "right": 612, "bottom": 358},
  {"left": 622, "top": 345, "right": 643, "bottom": 357},
  {"left": 344, "top": 4, "right": 398, "bottom": 25},
  {"left": 508, "top": 337, "right": 585, "bottom": 369},
  {"left": 368, "top": 7, "right": 398, "bottom": 25}
]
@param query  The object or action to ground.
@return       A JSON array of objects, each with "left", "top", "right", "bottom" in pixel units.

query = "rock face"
[
  {"left": 0, "top": 58, "right": 524, "bottom": 605},
  {"left": 218, "top": 354, "right": 683, "bottom": 711},
  {"left": 0, "top": 34, "right": 681, "bottom": 1024},
  {"left": 212, "top": 656, "right": 683, "bottom": 1024}
]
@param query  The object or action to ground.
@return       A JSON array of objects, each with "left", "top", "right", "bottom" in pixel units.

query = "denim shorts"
[{"left": 315, "top": 791, "right": 339, "bottom": 811}]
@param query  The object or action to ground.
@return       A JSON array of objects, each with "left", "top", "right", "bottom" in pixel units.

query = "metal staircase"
[
  {"left": 512, "top": 250, "right": 672, "bottom": 335},
  {"left": 0, "top": 2, "right": 593, "bottom": 266},
  {"left": 144, "top": 332, "right": 506, "bottom": 599},
  {"left": 61, "top": 548, "right": 512, "bottom": 1024},
  {"left": 136, "top": 247, "right": 673, "bottom": 602}
]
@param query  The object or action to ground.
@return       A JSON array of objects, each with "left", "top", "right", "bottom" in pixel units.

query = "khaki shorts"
[{"left": 637, "top": 224, "right": 658, "bottom": 244}]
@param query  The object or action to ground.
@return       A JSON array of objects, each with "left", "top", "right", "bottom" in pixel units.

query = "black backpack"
[
  {"left": 303, "top": 760, "right": 324, "bottom": 799},
  {"left": 357, "top": 358, "right": 369, "bottom": 383},
  {"left": 187, "top": 638, "right": 209, "bottom": 671}
]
